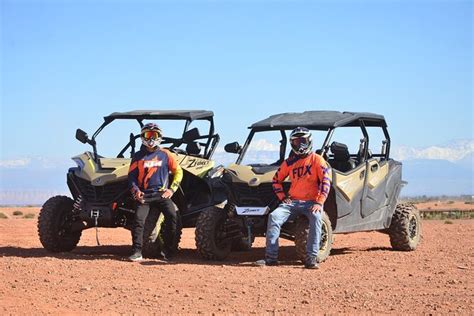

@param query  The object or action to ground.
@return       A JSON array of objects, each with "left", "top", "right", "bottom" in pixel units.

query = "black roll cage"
[
  {"left": 235, "top": 119, "right": 391, "bottom": 165},
  {"left": 88, "top": 115, "right": 219, "bottom": 162}
]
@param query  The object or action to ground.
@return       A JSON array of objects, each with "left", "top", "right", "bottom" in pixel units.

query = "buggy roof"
[
  {"left": 104, "top": 110, "right": 214, "bottom": 121},
  {"left": 250, "top": 111, "right": 386, "bottom": 130}
]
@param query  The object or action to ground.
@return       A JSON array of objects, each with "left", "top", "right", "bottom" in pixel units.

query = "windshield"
[
  {"left": 93, "top": 119, "right": 189, "bottom": 158},
  {"left": 239, "top": 129, "right": 328, "bottom": 165}
]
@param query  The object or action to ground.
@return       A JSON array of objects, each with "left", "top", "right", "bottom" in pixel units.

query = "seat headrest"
[
  {"left": 186, "top": 142, "right": 202, "bottom": 156},
  {"left": 331, "top": 142, "right": 350, "bottom": 161}
]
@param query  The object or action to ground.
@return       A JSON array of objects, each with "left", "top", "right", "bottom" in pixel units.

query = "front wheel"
[
  {"left": 294, "top": 210, "right": 333, "bottom": 263},
  {"left": 388, "top": 203, "right": 422, "bottom": 251},
  {"left": 195, "top": 207, "right": 232, "bottom": 260},
  {"left": 38, "top": 196, "right": 82, "bottom": 252}
]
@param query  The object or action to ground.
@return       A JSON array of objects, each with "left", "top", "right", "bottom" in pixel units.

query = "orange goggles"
[{"left": 142, "top": 131, "right": 160, "bottom": 140}]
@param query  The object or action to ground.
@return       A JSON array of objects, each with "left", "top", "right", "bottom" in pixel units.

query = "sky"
[{"left": 1, "top": 0, "right": 473, "bottom": 162}]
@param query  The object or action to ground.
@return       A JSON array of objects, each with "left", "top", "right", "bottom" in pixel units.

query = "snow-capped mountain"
[{"left": 391, "top": 139, "right": 474, "bottom": 162}]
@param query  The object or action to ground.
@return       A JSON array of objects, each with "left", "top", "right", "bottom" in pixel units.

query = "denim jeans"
[{"left": 265, "top": 200, "right": 322, "bottom": 261}]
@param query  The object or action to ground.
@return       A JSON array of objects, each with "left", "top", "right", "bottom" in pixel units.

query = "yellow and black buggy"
[
  {"left": 195, "top": 111, "right": 421, "bottom": 263},
  {"left": 38, "top": 110, "right": 226, "bottom": 257}
]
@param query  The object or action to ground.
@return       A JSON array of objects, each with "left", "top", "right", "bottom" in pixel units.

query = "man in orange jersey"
[
  {"left": 127, "top": 123, "right": 183, "bottom": 262},
  {"left": 257, "top": 127, "right": 331, "bottom": 269}
]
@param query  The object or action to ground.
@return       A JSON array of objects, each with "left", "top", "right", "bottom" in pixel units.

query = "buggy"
[
  {"left": 38, "top": 110, "right": 226, "bottom": 257},
  {"left": 195, "top": 111, "right": 421, "bottom": 262}
]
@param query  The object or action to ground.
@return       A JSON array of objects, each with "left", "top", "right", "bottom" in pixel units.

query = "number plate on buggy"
[{"left": 235, "top": 206, "right": 269, "bottom": 216}]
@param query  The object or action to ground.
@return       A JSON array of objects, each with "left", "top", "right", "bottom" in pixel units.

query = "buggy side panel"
[
  {"left": 331, "top": 164, "right": 366, "bottom": 218},
  {"left": 361, "top": 159, "right": 389, "bottom": 218}
]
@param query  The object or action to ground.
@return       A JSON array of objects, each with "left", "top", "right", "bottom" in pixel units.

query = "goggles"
[
  {"left": 290, "top": 137, "right": 309, "bottom": 147},
  {"left": 142, "top": 131, "right": 160, "bottom": 140}
]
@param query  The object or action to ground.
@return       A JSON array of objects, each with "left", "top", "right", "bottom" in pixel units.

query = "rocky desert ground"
[{"left": 0, "top": 205, "right": 473, "bottom": 314}]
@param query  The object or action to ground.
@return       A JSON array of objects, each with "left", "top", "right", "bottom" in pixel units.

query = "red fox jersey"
[
  {"left": 272, "top": 152, "right": 332, "bottom": 205},
  {"left": 128, "top": 147, "right": 183, "bottom": 194}
]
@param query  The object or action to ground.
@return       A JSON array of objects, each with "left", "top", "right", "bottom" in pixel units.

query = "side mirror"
[
  {"left": 76, "top": 129, "right": 89, "bottom": 144},
  {"left": 224, "top": 142, "right": 241, "bottom": 154}
]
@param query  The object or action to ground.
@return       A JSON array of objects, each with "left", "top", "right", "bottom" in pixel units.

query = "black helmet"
[{"left": 290, "top": 127, "right": 312, "bottom": 156}]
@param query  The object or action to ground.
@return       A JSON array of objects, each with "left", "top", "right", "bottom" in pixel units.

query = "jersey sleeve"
[
  {"left": 165, "top": 150, "right": 183, "bottom": 193},
  {"left": 272, "top": 161, "right": 290, "bottom": 201},
  {"left": 315, "top": 156, "right": 332, "bottom": 205},
  {"left": 128, "top": 155, "right": 140, "bottom": 194}
]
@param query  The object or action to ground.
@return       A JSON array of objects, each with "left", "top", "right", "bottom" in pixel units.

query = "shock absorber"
[{"left": 72, "top": 195, "right": 83, "bottom": 213}]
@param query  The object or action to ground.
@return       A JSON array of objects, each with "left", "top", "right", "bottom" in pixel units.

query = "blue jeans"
[{"left": 265, "top": 200, "right": 322, "bottom": 261}]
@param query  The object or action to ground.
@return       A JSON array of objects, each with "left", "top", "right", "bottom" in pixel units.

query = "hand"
[
  {"left": 161, "top": 189, "right": 174, "bottom": 199},
  {"left": 133, "top": 190, "right": 145, "bottom": 203},
  {"left": 310, "top": 203, "right": 322, "bottom": 213},
  {"left": 282, "top": 198, "right": 292, "bottom": 204}
]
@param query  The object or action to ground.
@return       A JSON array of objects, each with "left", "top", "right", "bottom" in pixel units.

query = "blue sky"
[{"left": 1, "top": 0, "right": 472, "bottom": 160}]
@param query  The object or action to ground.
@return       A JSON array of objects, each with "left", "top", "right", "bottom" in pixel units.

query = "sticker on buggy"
[{"left": 235, "top": 206, "right": 269, "bottom": 216}]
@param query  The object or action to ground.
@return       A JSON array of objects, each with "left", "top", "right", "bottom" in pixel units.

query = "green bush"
[
  {"left": 12, "top": 210, "right": 23, "bottom": 216},
  {"left": 444, "top": 220, "right": 453, "bottom": 224},
  {"left": 23, "top": 213, "right": 35, "bottom": 219},
  {"left": 447, "top": 200, "right": 455, "bottom": 204},
  {"left": 0, "top": 212, "right": 7, "bottom": 219}
]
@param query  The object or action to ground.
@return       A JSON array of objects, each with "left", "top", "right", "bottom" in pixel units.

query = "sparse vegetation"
[
  {"left": 23, "top": 213, "right": 35, "bottom": 219},
  {"left": 444, "top": 220, "right": 453, "bottom": 224},
  {"left": 0, "top": 212, "right": 7, "bottom": 219},
  {"left": 421, "top": 210, "right": 473, "bottom": 220},
  {"left": 447, "top": 200, "right": 455, "bottom": 204},
  {"left": 13, "top": 210, "right": 23, "bottom": 216},
  {"left": 465, "top": 201, "right": 474, "bottom": 205}
]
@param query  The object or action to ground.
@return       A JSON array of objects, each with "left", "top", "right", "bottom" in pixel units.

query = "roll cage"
[
  {"left": 77, "top": 110, "right": 220, "bottom": 162},
  {"left": 229, "top": 111, "right": 390, "bottom": 165}
]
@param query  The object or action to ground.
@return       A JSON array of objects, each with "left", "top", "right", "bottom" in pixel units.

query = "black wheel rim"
[
  {"left": 409, "top": 216, "right": 418, "bottom": 240},
  {"left": 319, "top": 221, "right": 329, "bottom": 251},
  {"left": 214, "top": 217, "right": 230, "bottom": 248}
]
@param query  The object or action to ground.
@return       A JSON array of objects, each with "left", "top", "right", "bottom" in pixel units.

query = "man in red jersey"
[
  {"left": 128, "top": 123, "right": 183, "bottom": 262},
  {"left": 257, "top": 127, "right": 331, "bottom": 269}
]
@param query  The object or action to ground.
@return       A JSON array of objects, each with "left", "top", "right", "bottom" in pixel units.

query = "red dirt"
[{"left": 1, "top": 208, "right": 473, "bottom": 314}]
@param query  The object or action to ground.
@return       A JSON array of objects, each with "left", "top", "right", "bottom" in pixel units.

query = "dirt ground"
[{"left": 1, "top": 207, "right": 473, "bottom": 315}]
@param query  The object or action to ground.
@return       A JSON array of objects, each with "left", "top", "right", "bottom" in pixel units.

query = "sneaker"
[
  {"left": 128, "top": 251, "right": 143, "bottom": 262},
  {"left": 255, "top": 259, "right": 278, "bottom": 266},
  {"left": 160, "top": 250, "right": 172, "bottom": 261},
  {"left": 304, "top": 257, "right": 319, "bottom": 269}
]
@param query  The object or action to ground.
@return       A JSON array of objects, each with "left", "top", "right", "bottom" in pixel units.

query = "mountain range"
[{"left": 1, "top": 139, "right": 472, "bottom": 205}]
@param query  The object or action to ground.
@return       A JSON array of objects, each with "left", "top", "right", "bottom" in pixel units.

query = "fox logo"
[
  {"left": 292, "top": 165, "right": 312, "bottom": 179},
  {"left": 144, "top": 160, "right": 162, "bottom": 168}
]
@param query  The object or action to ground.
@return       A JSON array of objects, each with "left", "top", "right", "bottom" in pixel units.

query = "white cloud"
[
  {"left": 0, "top": 158, "right": 32, "bottom": 168},
  {"left": 248, "top": 139, "right": 280, "bottom": 152}
]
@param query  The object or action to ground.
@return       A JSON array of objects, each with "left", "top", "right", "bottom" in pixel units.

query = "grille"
[
  {"left": 70, "top": 174, "right": 129, "bottom": 204},
  {"left": 229, "top": 183, "right": 277, "bottom": 207}
]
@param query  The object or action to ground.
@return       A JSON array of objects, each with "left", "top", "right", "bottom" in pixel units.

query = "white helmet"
[
  {"left": 290, "top": 127, "right": 312, "bottom": 156},
  {"left": 141, "top": 123, "right": 163, "bottom": 149}
]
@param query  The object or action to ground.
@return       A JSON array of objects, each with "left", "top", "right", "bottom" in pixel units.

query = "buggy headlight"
[
  {"left": 72, "top": 158, "right": 85, "bottom": 170},
  {"left": 208, "top": 165, "right": 225, "bottom": 178}
]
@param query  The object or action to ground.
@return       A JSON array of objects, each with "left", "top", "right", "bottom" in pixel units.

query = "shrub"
[
  {"left": 23, "top": 213, "right": 35, "bottom": 219},
  {"left": 12, "top": 210, "right": 23, "bottom": 216},
  {"left": 0, "top": 212, "right": 7, "bottom": 219},
  {"left": 447, "top": 201, "right": 455, "bottom": 204},
  {"left": 444, "top": 220, "right": 453, "bottom": 224}
]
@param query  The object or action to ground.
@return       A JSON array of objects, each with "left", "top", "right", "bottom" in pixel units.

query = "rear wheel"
[
  {"left": 195, "top": 207, "right": 232, "bottom": 260},
  {"left": 294, "top": 210, "right": 333, "bottom": 263},
  {"left": 388, "top": 203, "right": 421, "bottom": 251},
  {"left": 38, "top": 196, "right": 82, "bottom": 252}
]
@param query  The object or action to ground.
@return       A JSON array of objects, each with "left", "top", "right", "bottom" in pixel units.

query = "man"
[
  {"left": 128, "top": 123, "right": 183, "bottom": 262},
  {"left": 257, "top": 127, "right": 332, "bottom": 269}
]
